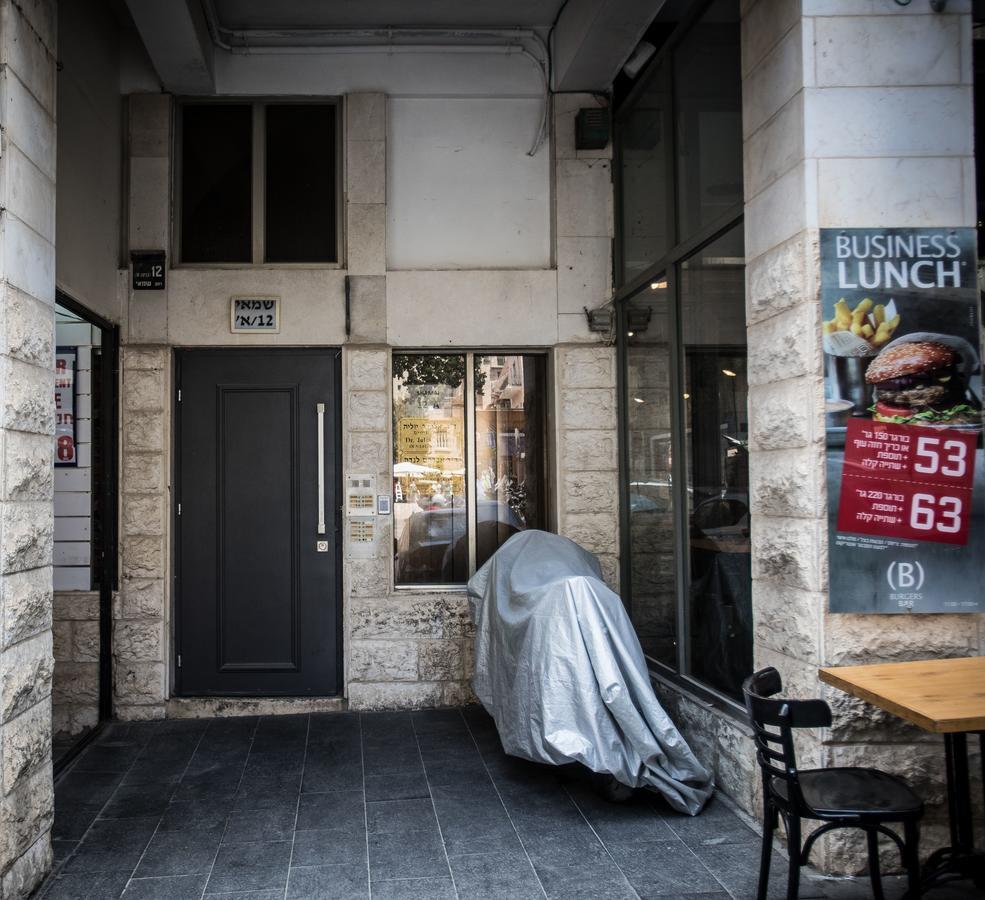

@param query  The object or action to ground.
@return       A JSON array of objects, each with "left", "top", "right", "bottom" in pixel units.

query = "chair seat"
[{"left": 771, "top": 767, "right": 923, "bottom": 819}]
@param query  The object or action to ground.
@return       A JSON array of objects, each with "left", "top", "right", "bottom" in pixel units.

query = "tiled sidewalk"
[{"left": 42, "top": 708, "right": 978, "bottom": 899}]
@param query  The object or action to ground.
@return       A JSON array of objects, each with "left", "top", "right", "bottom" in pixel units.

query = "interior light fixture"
[
  {"left": 722, "top": 369, "right": 737, "bottom": 377},
  {"left": 683, "top": 393, "right": 690, "bottom": 400},
  {"left": 649, "top": 280, "right": 667, "bottom": 290},
  {"left": 627, "top": 331, "right": 634, "bottom": 337},
  {"left": 633, "top": 397, "right": 645, "bottom": 404}
]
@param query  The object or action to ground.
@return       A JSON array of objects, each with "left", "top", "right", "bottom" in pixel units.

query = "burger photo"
[{"left": 864, "top": 338, "right": 980, "bottom": 427}]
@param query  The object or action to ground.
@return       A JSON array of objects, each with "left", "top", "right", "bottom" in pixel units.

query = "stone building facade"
[{"left": 0, "top": 0, "right": 982, "bottom": 895}]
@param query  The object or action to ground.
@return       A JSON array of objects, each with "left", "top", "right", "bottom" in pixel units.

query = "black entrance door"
[{"left": 175, "top": 349, "right": 341, "bottom": 696}]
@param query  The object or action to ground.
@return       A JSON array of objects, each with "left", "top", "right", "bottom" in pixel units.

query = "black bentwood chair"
[{"left": 743, "top": 668, "right": 923, "bottom": 900}]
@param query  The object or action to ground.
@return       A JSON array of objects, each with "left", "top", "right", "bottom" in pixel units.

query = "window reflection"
[
  {"left": 619, "top": 56, "right": 672, "bottom": 285},
  {"left": 680, "top": 226, "right": 750, "bottom": 700},
  {"left": 474, "top": 355, "right": 546, "bottom": 569},
  {"left": 674, "top": 1, "right": 742, "bottom": 237},
  {"left": 626, "top": 281, "right": 678, "bottom": 668},
  {"left": 393, "top": 355, "right": 467, "bottom": 585}
]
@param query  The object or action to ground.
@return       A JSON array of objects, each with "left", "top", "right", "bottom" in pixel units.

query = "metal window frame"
[
  {"left": 172, "top": 97, "right": 343, "bottom": 268},
  {"left": 614, "top": 0, "right": 749, "bottom": 716},
  {"left": 392, "top": 349, "right": 550, "bottom": 591}
]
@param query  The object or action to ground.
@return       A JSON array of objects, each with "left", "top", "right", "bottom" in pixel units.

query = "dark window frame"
[
  {"left": 173, "top": 97, "right": 343, "bottom": 268},
  {"left": 614, "top": 0, "right": 748, "bottom": 715},
  {"left": 392, "top": 349, "right": 551, "bottom": 590}
]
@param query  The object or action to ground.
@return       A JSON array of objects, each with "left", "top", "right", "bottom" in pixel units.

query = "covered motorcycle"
[{"left": 467, "top": 530, "right": 713, "bottom": 815}]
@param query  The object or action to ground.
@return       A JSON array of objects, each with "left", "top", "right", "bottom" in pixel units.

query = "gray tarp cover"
[{"left": 467, "top": 530, "right": 714, "bottom": 816}]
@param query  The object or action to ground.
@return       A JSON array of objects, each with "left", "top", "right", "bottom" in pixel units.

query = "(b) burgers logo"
[{"left": 865, "top": 340, "right": 977, "bottom": 427}]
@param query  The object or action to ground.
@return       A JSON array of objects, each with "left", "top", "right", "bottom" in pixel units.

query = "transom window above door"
[{"left": 176, "top": 100, "right": 340, "bottom": 265}]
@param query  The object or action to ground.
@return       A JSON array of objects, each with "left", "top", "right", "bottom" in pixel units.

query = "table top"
[{"left": 819, "top": 656, "right": 985, "bottom": 734}]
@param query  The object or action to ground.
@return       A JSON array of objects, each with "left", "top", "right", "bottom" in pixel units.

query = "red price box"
[{"left": 837, "top": 419, "right": 976, "bottom": 546}]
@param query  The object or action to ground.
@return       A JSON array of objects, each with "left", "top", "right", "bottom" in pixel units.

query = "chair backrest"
[{"left": 742, "top": 667, "right": 832, "bottom": 808}]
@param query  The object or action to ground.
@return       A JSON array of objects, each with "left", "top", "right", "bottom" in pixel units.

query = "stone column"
[
  {"left": 0, "top": 0, "right": 58, "bottom": 895},
  {"left": 114, "top": 348, "right": 169, "bottom": 720},
  {"left": 742, "top": 0, "right": 980, "bottom": 871},
  {"left": 553, "top": 93, "right": 619, "bottom": 589}
]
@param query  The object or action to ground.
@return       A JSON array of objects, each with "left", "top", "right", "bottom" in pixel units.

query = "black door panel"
[{"left": 176, "top": 349, "right": 341, "bottom": 696}]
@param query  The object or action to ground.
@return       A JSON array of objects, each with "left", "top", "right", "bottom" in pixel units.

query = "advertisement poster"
[
  {"left": 824, "top": 228, "right": 983, "bottom": 613},
  {"left": 55, "top": 348, "right": 77, "bottom": 467}
]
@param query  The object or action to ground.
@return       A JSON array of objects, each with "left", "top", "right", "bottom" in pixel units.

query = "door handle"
[{"left": 317, "top": 403, "right": 326, "bottom": 534}]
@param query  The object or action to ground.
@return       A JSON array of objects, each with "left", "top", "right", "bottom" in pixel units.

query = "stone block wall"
[
  {"left": 51, "top": 591, "right": 99, "bottom": 737},
  {"left": 114, "top": 347, "right": 169, "bottom": 720},
  {"left": 0, "top": 0, "right": 58, "bottom": 895},
  {"left": 343, "top": 343, "right": 477, "bottom": 710}
]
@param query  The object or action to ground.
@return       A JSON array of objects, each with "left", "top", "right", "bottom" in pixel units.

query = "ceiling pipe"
[{"left": 198, "top": 1, "right": 551, "bottom": 156}]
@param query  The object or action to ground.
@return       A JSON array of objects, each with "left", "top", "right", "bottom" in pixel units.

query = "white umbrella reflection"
[{"left": 393, "top": 461, "right": 440, "bottom": 476}]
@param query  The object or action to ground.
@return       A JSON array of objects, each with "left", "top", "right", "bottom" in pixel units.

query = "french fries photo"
[{"left": 824, "top": 297, "right": 900, "bottom": 350}]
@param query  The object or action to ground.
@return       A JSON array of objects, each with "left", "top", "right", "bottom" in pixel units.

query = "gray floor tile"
[
  {"left": 56, "top": 772, "right": 122, "bottom": 808},
  {"left": 122, "top": 874, "right": 210, "bottom": 899},
  {"left": 53, "top": 806, "right": 103, "bottom": 841},
  {"left": 303, "top": 741, "right": 362, "bottom": 768},
  {"left": 287, "top": 864, "right": 369, "bottom": 900},
  {"left": 206, "top": 841, "right": 292, "bottom": 894},
  {"left": 659, "top": 795, "right": 758, "bottom": 849},
  {"left": 74, "top": 745, "right": 142, "bottom": 774},
  {"left": 101, "top": 784, "right": 175, "bottom": 819},
  {"left": 520, "top": 827, "right": 609, "bottom": 867},
  {"left": 362, "top": 745, "right": 426, "bottom": 777},
  {"left": 65, "top": 819, "right": 159, "bottom": 873},
  {"left": 606, "top": 840, "right": 725, "bottom": 898},
  {"left": 52, "top": 840, "right": 79, "bottom": 862},
  {"left": 296, "top": 790, "right": 364, "bottom": 831},
  {"left": 366, "top": 798, "right": 437, "bottom": 834},
  {"left": 693, "top": 840, "right": 826, "bottom": 900},
  {"left": 449, "top": 851, "right": 546, "bottom": 900},
  {"left": 368, "top": 830, "right": 449, "bottom": 881},
  {"left": 290, "top": 827, "right": 368, "bottom": 867},
  {"left": 364, "top": 772, "right": 430, "bottom": 802},
  {"left": 301, "top": 760, "right": 363, "bottom": 793},
  {"left": 171, "top": 777, "right": 241, "bottom": 804},
  {"left": 234, "top": 773, "right": 301, "bottom": 807},
  {"left": 371, "top": 876, "right": 457, "bottom": 899},
  {"left": 41, "top": 871, "right": 130, "bottom": 899},
  {"left": 205, "top": 892, "right": 284, "bottom": 900},
  {"left": 244, "top": 749, "right": 305, "bottom": 777},
  {"left": 534, "top": 858, "right": 638, "bottom": 900},
  {"left": 184, "top": 749, "right": 249, "bottom": 778},
  {"left": 123, "top": 758, "right": 190, "bottom": 786},
  {"left": 411, "top": 710, "right": 467, "bottom": 735},
  {"left": 158, "top": 799, "right": 235, "bottom": 833},
  {"left": 431, "top": 783, "right": 522, "bottom": 856},
  {"left": 568, "top": 788, "right": 676, "bottom": 845},
  {"left": 222, "top": 802, "right": 298, "bottom": 843},
  {"left": 134, "top": 829, "right": 222, "bottom": 877}
]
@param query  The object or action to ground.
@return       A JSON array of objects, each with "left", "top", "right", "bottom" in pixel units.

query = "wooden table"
[{"left": 820, "top": 657, "right": 985, "bottom": 894}]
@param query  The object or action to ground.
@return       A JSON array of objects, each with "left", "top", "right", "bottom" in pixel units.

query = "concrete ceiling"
[
  {"left": 123, "top": 0, "right": 663, "bottom": 95},
  {"left": 209, "top": 0, "right": 568, "bottom": 30}
]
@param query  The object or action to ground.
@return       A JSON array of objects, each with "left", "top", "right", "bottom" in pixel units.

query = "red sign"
[{"left": 837, "top": 419, "right": 976, "bottom": 546}]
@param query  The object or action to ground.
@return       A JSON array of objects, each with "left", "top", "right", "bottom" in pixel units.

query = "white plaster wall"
[
  {"left": 387, "top": 98, "right": 551, "bottom": 269},
  {"left": 213, "top": 48, "right": 545, "bottom": 98},
  {"left": 55, "top": 0, "right": 124, "bottom": 324}
]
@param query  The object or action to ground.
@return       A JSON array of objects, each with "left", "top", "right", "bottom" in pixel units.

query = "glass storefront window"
[
  {"left": 393, "top": 355, "right": 468, "bottom": 585},
  {"left": 625, "top": 280, "right": 677, "bottom": 668},
  {"left": 616, "top": 0, "right": 748, "bottom": 704},
  {"left": 618, "top": 56, "right": 672, "bottom": 285},
  {"left": 674, "top": 1, "right": 742, "bottom": 238},
  {"left": 680, "top": 226, "right": 750, "bottom": 700},
  {"left": 393, "top": 352, "right": 546, "bottom": 586},
  {"left": 474, "top": 355, "right": 547, "bottom": 570}
]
